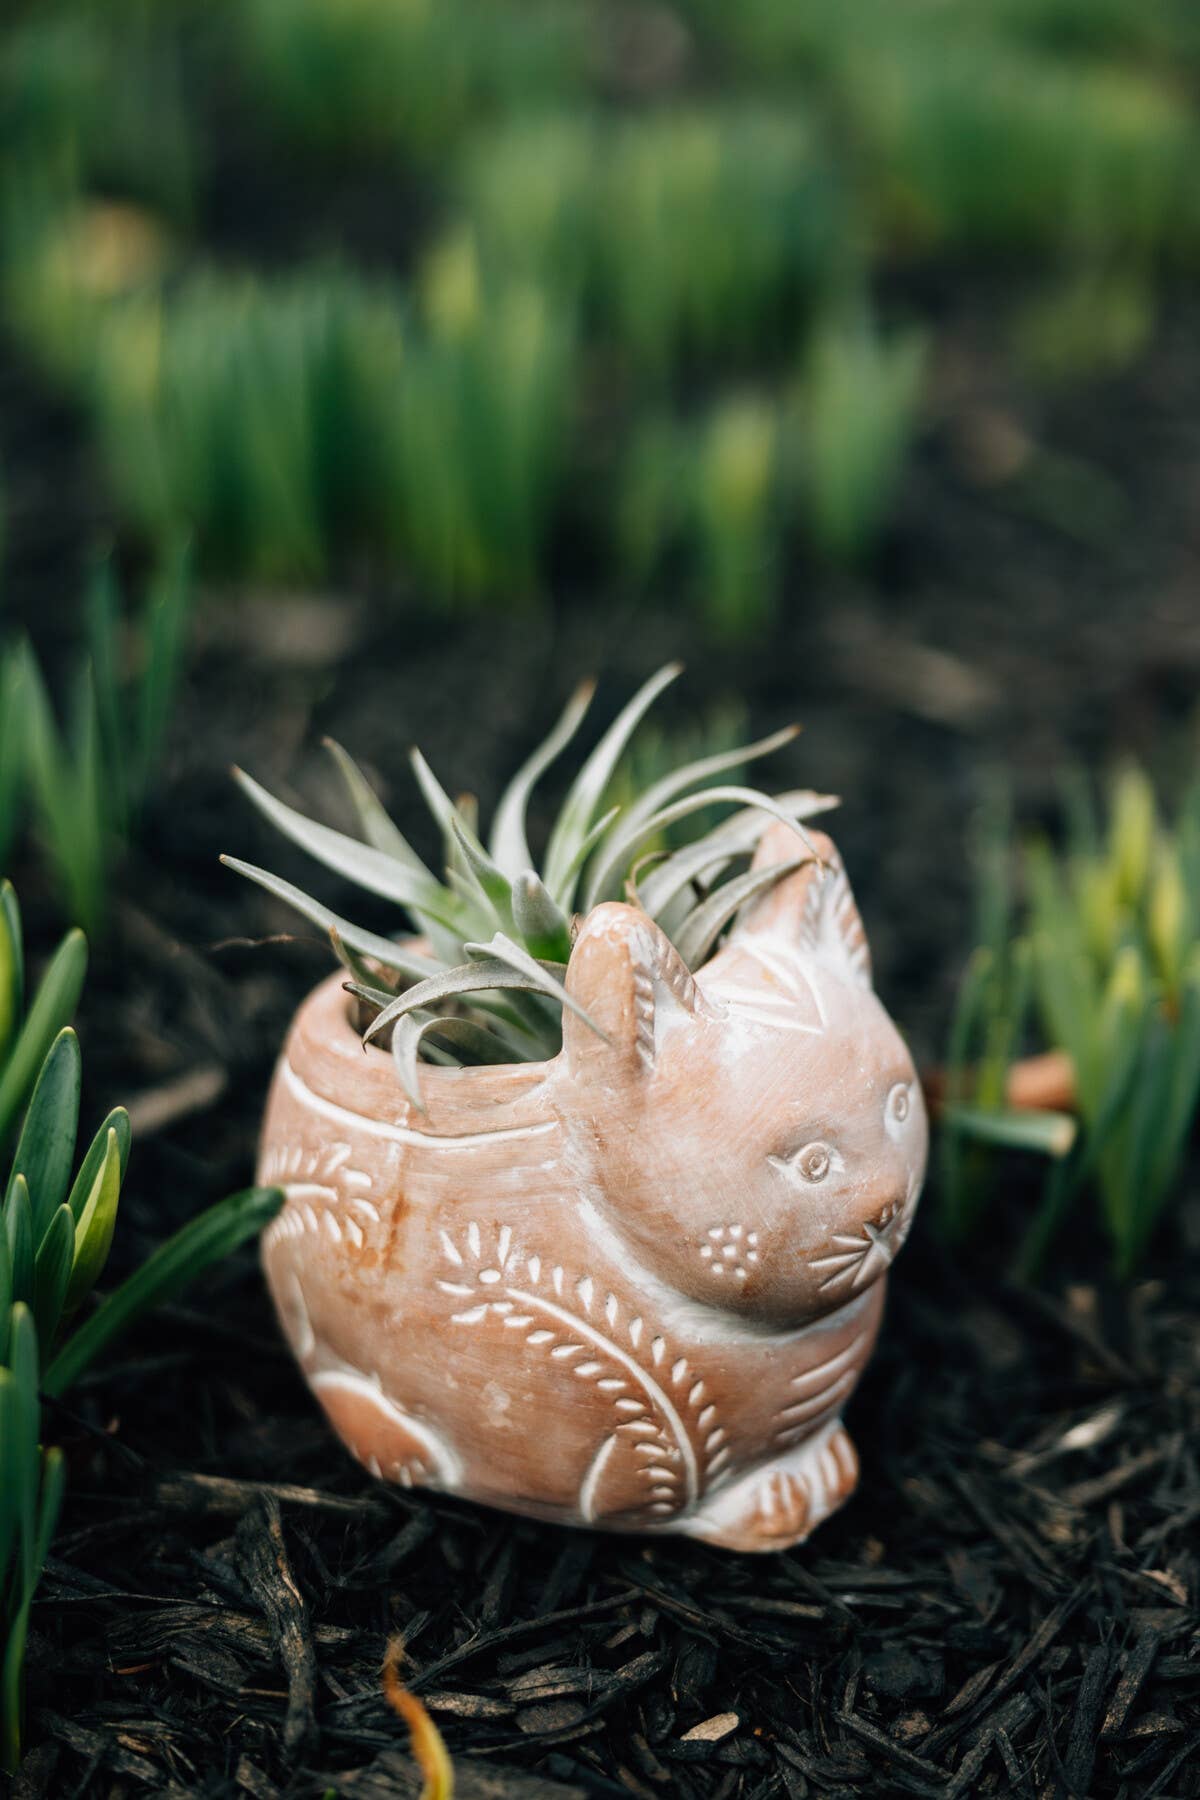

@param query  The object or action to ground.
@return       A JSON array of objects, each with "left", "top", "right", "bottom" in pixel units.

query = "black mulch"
[{"left": 3, "top": 298, "right": 1200, "bottom": 1797}]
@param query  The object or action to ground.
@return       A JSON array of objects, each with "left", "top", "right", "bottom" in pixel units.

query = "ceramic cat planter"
[{"left": 258, "top": 827, "right": 927, "bottom": 1551}]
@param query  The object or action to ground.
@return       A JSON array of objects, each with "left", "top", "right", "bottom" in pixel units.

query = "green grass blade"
[
  {"left": 32, "top": 1203, "right": 73, "bottom": 1348},
  {"left": 0, "top": 929, "right": 87, "bottom": 1155},
  {"left": 0, "top": 883, "right": 24, "bottom": 1068},
  {"left": 943, "top": 1104, "right": 1077, "bottom": 1158},
  {"left": 43, "top": 1186, "right": 285, "bottom": 1399},
  {"left": 7, "top": 1028, "right": 81, "bottom": 1241},
  {"left": 65, "top": 1126, "right": 123, "bottom": 1313}
]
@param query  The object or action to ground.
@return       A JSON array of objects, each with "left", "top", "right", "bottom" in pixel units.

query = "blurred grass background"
[{"left": 2, "top": 0, "right": 1198, "bottom": 632}]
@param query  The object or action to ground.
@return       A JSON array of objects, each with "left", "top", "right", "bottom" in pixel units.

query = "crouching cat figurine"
[{"left": 258, "top": 826, "right": 927, "bottom": 1551}]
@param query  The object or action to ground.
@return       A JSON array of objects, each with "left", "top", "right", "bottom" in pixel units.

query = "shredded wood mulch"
[
  {"left": 17, "top": 1199, "right": 1200, "bottom": 1799},
  {"left": 6, "top": 311, "right": 1200, "bottom": 1794}
]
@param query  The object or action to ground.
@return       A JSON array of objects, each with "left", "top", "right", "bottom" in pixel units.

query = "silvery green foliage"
[{"left": 226, "top": 665, "right": 837, "bottom": 1106}]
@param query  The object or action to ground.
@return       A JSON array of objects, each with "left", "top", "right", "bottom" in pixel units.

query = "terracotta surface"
[{"left": 258, "top": 827, "right": 927, "bottom": 1550}]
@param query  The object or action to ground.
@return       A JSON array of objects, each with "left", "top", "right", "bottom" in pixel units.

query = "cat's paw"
[{"left": 682, "top": 1419, "right": 859, "bottom": 1553}]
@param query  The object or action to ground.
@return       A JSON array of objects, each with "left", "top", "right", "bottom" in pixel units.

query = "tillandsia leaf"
[
  {"left": 330, "top": 927, "right": 410, "bottom": 996},
  {"left": 65, "top": 1126, "right": 123, "bottom": 1313},
  {"left": 7, "top": 1028, "right": 81, "bottom": 1242},
  {"left": 490, "top": 678, "right": 596, "bottom": 879},
  {"left": 635, "top": 790, "right": 839, "bottom": 920},
  {"left": 448, "top": 815, "right": 514, "bottom": 930},
  {"left": 32, "top": 1202, "right": 73, "bottom": 1347},
  {"left": 323, "top": 738, "right": 429, "bottom": 872},
  {"left": 591, "top": 785, "right": 821, "bottom": 909},
  {"left": 673, "top": 857, "right": 807, "bottom": 970},
  {"left": 943, "top": 1104, "right": 1078, "bottom": 1159},
  {"left": 544, "top": 662, "right": 683, "bottom": 900},
  {"left": 0, "top": 927, "right": 87, "bottom": 1156},
  {"left": 408, "top": 748, "right": 493, "bottom": 874},
  {"left": 549, "top": 804, "right": 622, "bottom": 910},
  {"left": 220, "top": 858, "right": 442, "bottom": 981},
  {"left": 464, "top": 933, "right": 607, "bottom": 1040},
  {"left": 391, "top": 1012, "right": 517, "bottom": 1113},
  {"left": 0, "top": 883, "right": 24, "bottom": 1068},
  {"left": 581, "top": 722, "right": 801, "bottom": 910},
  {"left": 43, "top": 1185, "right": 284, "bottom": 1400},
  {"left": 511, "top": 872, "right": 572, "bottom": 963},
  {"left": 232, "top": 769, "right": 452, "bottom": 921},
  {"left": 358, "top": 959, "right": 564, "bottom": 1050}
]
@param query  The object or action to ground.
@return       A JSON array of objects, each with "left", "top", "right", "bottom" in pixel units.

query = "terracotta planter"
[{"left": 258, "top": 829, "right": 927, "bottom": 1551}]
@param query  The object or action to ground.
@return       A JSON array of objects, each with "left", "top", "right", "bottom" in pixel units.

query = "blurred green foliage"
[
  {"left": 2, "top": 0, "right": 1198, "bottom": 631},
  {"left": 0, "top": 549, "right": 191, "bottom": 934},
  {"left": 942, "top": 768, "right": 1200, "bottom": 1278}
]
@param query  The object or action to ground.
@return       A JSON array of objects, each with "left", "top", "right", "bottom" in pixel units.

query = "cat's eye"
[
  {"left": 887, "top": 1083, "right": 911, "bottom": 1124},
  {"left": 796, "top": 1142, "right": 831, "bottom": 1183}
]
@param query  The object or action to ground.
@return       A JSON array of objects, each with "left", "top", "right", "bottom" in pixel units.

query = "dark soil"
[{"left": 3, "top": 293, "right": 1200, "bottom": 1796}]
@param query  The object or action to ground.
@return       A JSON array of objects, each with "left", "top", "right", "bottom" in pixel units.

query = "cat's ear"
[
  {"left": 733, "top": 825, "right": 872, "bottom": 989},
  {"left": 563, "top": 903, "right": 705, "bottom": 1081}
]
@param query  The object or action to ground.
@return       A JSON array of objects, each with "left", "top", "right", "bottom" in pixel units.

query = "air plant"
[
  {"left": 225, "top": 665, "right": 835, "bottom": 1109},
  {"left": 0, "top": 882, "right": 281, "bottom": 1772}
]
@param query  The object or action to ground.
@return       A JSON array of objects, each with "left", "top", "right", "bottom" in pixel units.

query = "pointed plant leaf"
[
  {"left": 0, "top": 928, "right": 87, "bottom": 1154},
  {"left": 66, "top": 1108, "right": 131, "bottom": 1223},
  {"left": 391, "top": 1012, "right": 518, "bottom": 1113},
  {"left": 322, "top": 737, "right": 428, "bottom": 872},
  {"left": 65, "top": 1127, "right": 123, "bottom": 1313},
  {"left": 512, "top": 872, "right": 572, "bottom": 963},
  {"left": 232, "top": 768, "right": 447, "bottom": 916},
  {"left": 0, "top": 881, "right": 22, "bottom": 1068},
  {"left": 359, "top": 959, "right": 557, "bottom": 1049},
  {"left": 551, "top": 804, "right": 622, "bottom": 910},
  {"left": 490, "top": 679, "right": 596, "bottom": 878},
  {"left": 636, "top": 791, "right": 838, "bottom": 919},
  {"left": 544, "top": 663, "right": 683, "bottom": 898},
  {"left": 448, "top": 815, "right": 513, "bottom": 929},
  {"left": 43, "top": 1186, "right": 284, "bottom": 1399},
  {"left": 33, "top": 1203, "right": 74, "bottom": 1348},
  {"left": 8, "top": 1028, "right": 81, "bottom": 1240},
  {"left": 674, "top": 857, "right": 807, "bottom": 969},
  {"left": 4, "top": 1178, "right": 34, "bottom": 1314},
  {"left": 944, "top": 1104, "right": 1078, "bottom": 1159},
  {"left": 600, "top": 787, "right": 822, "bottom": 916},
  {"left": 220, "top": 858, "right": 445, "bottom": 980},
  {"left": 409, "top": 748, "right": 491, "bottom": 870},
  {"left": 583, "top": 723, "right": 801, "bottom": 910},
  {"left": 465, "top": 933, "right": 607, "bottom": 1041}
]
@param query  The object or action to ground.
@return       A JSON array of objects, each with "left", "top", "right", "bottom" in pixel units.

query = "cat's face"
[{"left": 563, "top": 830, "right": 927, "bottom": 1326}]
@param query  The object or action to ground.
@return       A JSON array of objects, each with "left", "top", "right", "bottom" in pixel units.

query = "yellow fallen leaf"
[{"left": 383, "top": 1638, "right": 455, "bottom": 1800}]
